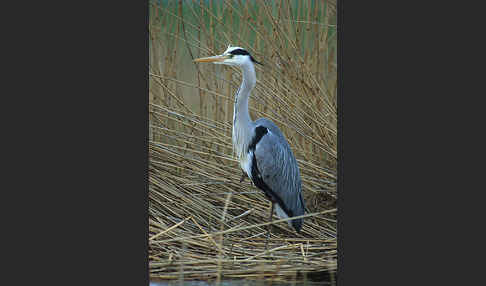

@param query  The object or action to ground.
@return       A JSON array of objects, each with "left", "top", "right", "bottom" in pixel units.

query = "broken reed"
[{"left": 149, "top": 0, "right": 337, "bottom": 281}]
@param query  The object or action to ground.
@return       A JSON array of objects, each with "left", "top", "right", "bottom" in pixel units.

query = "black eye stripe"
[
  {"left": 229, "top": 49, "right": 250, "bottom": 56},
  {"left": 228, "top": 48, "right": 263, "bottom": 65}
]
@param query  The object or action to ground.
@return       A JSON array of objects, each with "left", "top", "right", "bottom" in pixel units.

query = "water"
[{"left": 150, "top": 279, "right": 332, "bottom": 286}]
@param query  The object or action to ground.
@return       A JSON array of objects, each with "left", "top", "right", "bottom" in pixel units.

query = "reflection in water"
[{"left": 150, "top": 279, "right": 331, "bottom": 286}]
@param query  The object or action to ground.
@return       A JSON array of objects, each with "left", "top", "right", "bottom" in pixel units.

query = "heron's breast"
[{"left": 239, "top": 152, "right": 252, "bottom": 178}]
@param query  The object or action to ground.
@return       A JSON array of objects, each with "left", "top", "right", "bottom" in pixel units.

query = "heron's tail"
[
  {"left": 275, "top": 202, "right": 304, "bottom": 233},
  {"left": 291, "top": 194, "right": 306, "bottom": 233}
]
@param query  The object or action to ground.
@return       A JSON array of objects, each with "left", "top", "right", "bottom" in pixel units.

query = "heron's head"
[{"left": 194, "top": 45, "right": 262, "bottom": 67}]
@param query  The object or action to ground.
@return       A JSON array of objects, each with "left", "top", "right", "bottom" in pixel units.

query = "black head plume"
[{"left": 229, "top": 48, "right": 263, "bottom": 66}]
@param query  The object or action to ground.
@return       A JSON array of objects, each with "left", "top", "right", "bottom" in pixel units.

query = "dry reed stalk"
[{"left": 149, "top": 0, "right": 337, "bottom": 282}]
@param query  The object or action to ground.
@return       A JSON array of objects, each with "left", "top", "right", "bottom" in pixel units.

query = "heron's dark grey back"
[{"left": 252, "top": 118, "right": 305, "bottom": 231}]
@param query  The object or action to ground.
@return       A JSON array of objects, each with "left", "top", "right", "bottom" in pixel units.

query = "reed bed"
[{"left": 149, "top": 0, "right": 337, "bottom": 282}]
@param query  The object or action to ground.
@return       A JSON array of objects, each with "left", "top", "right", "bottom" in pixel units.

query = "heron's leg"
[
  {"left": 239, "top": 169, "right": 247, "bottom": 183},
  {"left": 239, "top": 170, "right": 254, "bottom": 186},
  {"left": 265, "top": 202, "right": 274, "bottom": 251}
]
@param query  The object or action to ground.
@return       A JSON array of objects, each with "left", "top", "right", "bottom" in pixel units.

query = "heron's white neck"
[
  {"left": 232, "top": 61, "right": 256, "bottom": 159},
  {"left": 235, "top": 63, "right": 255, "bottom": 125}
]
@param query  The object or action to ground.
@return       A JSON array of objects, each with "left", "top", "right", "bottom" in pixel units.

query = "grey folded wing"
[{"left": 252, "top": 129, "right": 305, "bottom": 225}]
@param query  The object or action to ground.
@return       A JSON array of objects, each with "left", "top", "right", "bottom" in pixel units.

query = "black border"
[
  {"left": 338, "top": 1, "right": 464, "bottom": 285},
  {"left": 9, "top": 1, "right": 149, "bottom": 285}
]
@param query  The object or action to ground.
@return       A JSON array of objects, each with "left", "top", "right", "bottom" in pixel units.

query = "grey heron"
[{"left": 194, "top": 46, "right": 305, "bottom": 244}]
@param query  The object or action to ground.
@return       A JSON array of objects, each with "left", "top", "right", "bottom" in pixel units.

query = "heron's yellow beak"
[{"left": 193, "top": 55, "right": 229, "bottom": 63}]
